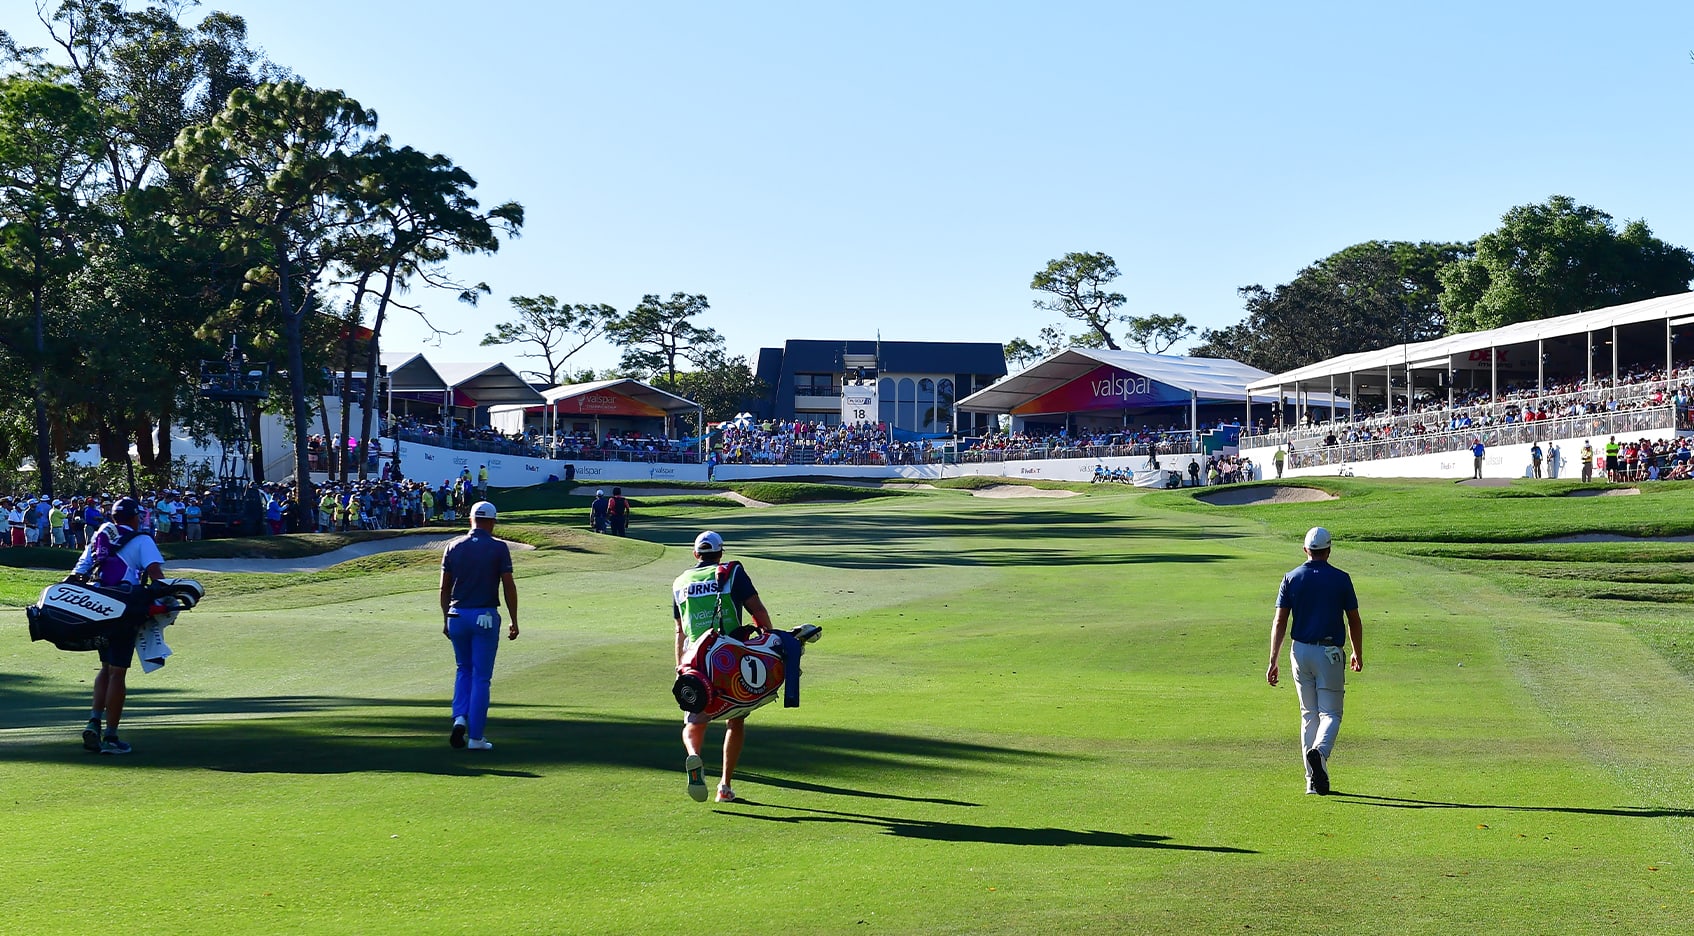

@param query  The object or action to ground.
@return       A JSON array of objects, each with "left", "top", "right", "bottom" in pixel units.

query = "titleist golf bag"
[
  {"left": 672, "top": 624, "right": 821, "bottom": 722},
  {"left": 26, "top": 577, "right": 205, "bottom": 652}
]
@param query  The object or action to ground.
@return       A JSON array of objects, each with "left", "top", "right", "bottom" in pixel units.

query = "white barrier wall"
[
  {"left": 713, "top": 452, "right": 1196, "bottom": 484},
  {"left": 1241, "top": 432, "right": 1626, "bottom": 481},
  {"left": 397, "top": 440, "right": 581, "bottom": 486},
  {"left": 571, "top": 461, "right": 711, "bottom": 484},
  {"left": 394, "top": 440, "right": 1199, "bottom": 487}
]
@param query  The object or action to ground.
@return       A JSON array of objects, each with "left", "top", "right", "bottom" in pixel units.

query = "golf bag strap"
[{"left": 781, "top": 631, "right": 802, "bottom": 708}]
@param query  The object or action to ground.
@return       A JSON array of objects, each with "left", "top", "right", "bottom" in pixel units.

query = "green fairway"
[{"left": 3, "top": 481, "right": 1692, "bottom": 933}]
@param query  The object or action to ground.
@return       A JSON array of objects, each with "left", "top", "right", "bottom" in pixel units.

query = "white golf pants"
[{"left": 1291, "top": 640, "right": 1345, "bottom": 776}]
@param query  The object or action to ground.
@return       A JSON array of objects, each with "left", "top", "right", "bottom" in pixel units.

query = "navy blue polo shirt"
[
  {"left": 442, "top": 528, "right": 513, "bottom": 611},
  {"left": 1276, "top": 559, "right": 1358, "bottom": 646}
]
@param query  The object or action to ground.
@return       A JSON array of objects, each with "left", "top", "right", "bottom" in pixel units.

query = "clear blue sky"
[{"left": 15, "top": 1, "right": 1694, "bottom": 375}]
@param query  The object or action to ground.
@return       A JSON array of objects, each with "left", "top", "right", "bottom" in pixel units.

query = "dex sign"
[{"left": 841, "top": 383, "right": 878, "bottom": 425}]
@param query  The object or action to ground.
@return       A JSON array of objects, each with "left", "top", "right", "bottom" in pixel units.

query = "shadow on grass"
[
  {"left": 2, "top": 675, "right": 1057, "bottom": 792},
  {"left": 1334, "top": 792, "right": 1694, "bottom": 819},
  {"left": 629, "top": 506, "right": 1242, "bottom": 569},
  {"left": 732, "top": 771, "right": 980, "bottom": 806},
  {"left": 719, "top": 804, "right": 1257, "bottom": 852}
]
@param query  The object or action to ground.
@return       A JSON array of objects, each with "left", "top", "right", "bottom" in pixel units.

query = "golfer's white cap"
[
  {"left": 1304, "top": 527, "right": 1332, "bottom": 550},
  {"left": 471, "top": 501, "right": 497, "bottom": 520},
  {"left": 694, "top": 530, "right": 723, "bottom": 553},
  {"left": 596, "top": 489, "right": 605, "bottom": 496}
]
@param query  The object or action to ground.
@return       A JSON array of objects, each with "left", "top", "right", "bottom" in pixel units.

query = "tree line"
[
  {"left": 1014, "top": 195, "right": 1694, "bottom": 375},
  {"left": 478, "top": 291, "right": 765, "bottom": 428},
  {"left": 0, "top": 2, "right": 761, "bottom": 502}
]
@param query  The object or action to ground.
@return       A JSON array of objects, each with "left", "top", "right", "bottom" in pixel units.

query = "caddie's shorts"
[{"left": 100, "top": 625, "right": 138, "bottom": 668}]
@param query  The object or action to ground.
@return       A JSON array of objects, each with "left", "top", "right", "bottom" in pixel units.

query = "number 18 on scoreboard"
[{"left": 841, "top": 383, "right": 878, "bottom": 426}]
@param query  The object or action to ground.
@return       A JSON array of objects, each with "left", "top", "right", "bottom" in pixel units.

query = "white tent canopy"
[
  {"left": 956, "top": 348, "right": 1341, "bottom": 413},
  {"left": 1247, "top": 291, "right": 1694, "bottom": 392}
]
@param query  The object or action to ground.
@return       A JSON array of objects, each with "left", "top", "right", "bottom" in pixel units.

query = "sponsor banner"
[
  {"left": 1450, "top": 347, "right": 1519, "bottom": 371},
  {"left": 398, "top": 441, "right": 574, "bottom": 488},
  {"left": 554, "top": 390, "right": 666, "bottom": 418},
  {"left": 841, "top": 384, "right": 878, "bottom": 425},
  {"left": 1011, "top": 365, "right": 1193, "bottom": 415}
]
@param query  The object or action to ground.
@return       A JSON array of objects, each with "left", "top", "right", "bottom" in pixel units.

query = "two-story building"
[{"left": 753, "top": 339, "right": 1007, "bottom": 435}]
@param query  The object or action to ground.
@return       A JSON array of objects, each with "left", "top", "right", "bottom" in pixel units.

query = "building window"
[
  {"left": 932, "top": 379, "right": 954, "bottom": 432},
  {"left": 878, "top": 378, "right": 895, "bottom": 425},
  {"left": 794, "top": 373, "right": 838, "bottom": 397},
  {"left": 898, "top": 378, "right": 916, "bottom": 431}
]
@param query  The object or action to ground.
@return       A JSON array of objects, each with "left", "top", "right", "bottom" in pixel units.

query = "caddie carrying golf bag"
[
  {"left": 26, "top": 577, "right": 205, "bottom": 653},
  {"left": 673, "top": 623, "right": 822, "bottom": 722}
]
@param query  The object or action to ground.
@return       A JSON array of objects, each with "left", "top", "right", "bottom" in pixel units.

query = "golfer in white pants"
[{"left": 1266, "top": 526, "right": 1363, "bottom": 795}]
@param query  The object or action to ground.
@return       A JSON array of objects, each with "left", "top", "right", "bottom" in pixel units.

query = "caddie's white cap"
[
  {"left": 693, "top": 530, "right": 723, "bottom": 553},
  {"left": 470, "top": 501, "right": 497, "bottom": 520},
  {"left": 1304, "top": 527, "right": 1332, "bottom": 550}
]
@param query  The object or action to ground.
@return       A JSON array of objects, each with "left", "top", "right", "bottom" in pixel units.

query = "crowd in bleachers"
[
  {"left": 1595, "top": 436, "right": 1694, "bottom": 482},
  {"left": 718, "top": 420, "right": 907, "bottom": 466},
  {"left": 1247, "top": 360, "right": 1694, "bottom": 472},
  {"left": 1248, "top": 361, "right": 1694, "bottom": 447},
  {"left": 971, "top": 426, "right": 1197, "bottom": 459}
]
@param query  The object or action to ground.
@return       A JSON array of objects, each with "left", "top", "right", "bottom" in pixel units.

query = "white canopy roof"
[
  {"left": 1247, "top": 291, "right": 1694, "bottom": 392},
  {"left": 956, "top": 348, "right": 1332, "bottom": 413},
  {"left": 487, "top": 378, "right": 701, "bottom": 416}
]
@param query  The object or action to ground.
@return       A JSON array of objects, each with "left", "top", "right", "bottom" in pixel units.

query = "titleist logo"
[{"left": 46, "top": 586, "right": 119, "bottom": 618}]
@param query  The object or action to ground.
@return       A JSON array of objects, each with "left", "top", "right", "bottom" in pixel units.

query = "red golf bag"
[{"left": 673, "top": 624, "right": 821, "bottom": 722}]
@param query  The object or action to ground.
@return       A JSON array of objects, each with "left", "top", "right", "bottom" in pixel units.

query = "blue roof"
[{"left": 760, "top": 339, "right": 1006, "bottom": 377}]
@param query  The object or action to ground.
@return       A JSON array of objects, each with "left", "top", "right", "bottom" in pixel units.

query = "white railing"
[{"left": 1284, "top": 406, "right": 1676, "bottom": 469}]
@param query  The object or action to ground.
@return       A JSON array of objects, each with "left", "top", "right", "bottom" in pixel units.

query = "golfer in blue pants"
[
  {"left": 440, "top": 501, "right": 519, "bottom": 751},
  {"left": 449, "top": 608, "right": 503, "bottom": 744}
]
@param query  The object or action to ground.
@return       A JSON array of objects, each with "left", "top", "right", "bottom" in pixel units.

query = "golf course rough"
[{"left": 0, "top": 478, "right": 1690, "bottom": 934}]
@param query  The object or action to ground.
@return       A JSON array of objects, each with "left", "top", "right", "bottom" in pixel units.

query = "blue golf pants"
[{"left": 449, "top": 607, "right": 501, "bottom": 740}]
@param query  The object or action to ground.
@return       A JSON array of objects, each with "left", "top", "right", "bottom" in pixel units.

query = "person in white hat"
[
  {"left": 1265, "top": 526, "right": 1363, "bottom": 795},
  {"left": 673, "top": 529, "right": 774, "bottom": 804},
  {"left": 438, "top": 500, "right": 519, "bottom": 751}
]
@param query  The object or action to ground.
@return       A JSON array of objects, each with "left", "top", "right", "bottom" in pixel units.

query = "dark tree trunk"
[
  {"left": 357, "top": 267, "right": 398, "bottom": 483},
  {"left": 32, "top": 277, "right": 53, "bottom": 497},
  {"left": 135, "top": 419, "right": 156, "bottom": 468},
  {"left": 156, "top": 403, "right": 174, "bottom": 469},
  {"left": 338, "top": 355, "right": 353, "bottom": 483},
  {"left": 279, "top": 247, "right": 316, "bottom": 526},
  {"left": 318, "top": 393, "right": 334, "bottom": 475},
  {"left": 97, "top": 412, "right": 125, "bottom": 462}
]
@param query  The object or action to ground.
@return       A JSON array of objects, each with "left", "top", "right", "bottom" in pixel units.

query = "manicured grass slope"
[{"left": 1, "top": 483, "right": 1690, "bottom": 933}]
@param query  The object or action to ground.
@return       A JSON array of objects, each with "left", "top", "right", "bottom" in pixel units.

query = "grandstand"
[{"left": 1238, "top": 292, "right": 1694, "bottom": 478}]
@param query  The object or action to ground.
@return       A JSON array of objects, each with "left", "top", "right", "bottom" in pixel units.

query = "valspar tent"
[
  {"left": 487, "top": 378, "right": 703, "bottom": 437},
  {"left": 956, "top": 348, "right": 1338, "bottom": 422}
]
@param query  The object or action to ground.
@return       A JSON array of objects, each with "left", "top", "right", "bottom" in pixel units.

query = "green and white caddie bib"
[{"left": 673, "top": 563, "right": 740, "bottom": 645}]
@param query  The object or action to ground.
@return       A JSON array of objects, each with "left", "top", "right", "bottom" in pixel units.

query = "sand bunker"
[
  {"left": 1197, "top": 485, "right": 1337, "bottom": 506},
  {"left": 718, "top": 492, "right": 774, "bottom": 508},
  {"left": 1565, "top": 488, "right": 1640, "bottom": 497},
  {"left": 570, "top": 486, "right": 726, "bottom": 498},
  {"left": 172, "top": 533, "right": 534, "bottom": 574},
  {"left": 969, "top": 485, "right": 1081, "bottom": 499},
  {"left": 1536, "top": 532, "right": 1694, "bottom": 543}
]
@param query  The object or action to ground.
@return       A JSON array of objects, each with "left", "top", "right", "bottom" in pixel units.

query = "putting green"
[{"left": 0, "top": 483, "right": 1689, "bottom": 934}]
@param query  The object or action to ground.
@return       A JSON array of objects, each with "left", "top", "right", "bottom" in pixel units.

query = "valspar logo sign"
[
  {"left": 1091, "top": 373, "right": 1154, "bottom": 401},
  {"left": 1012, "top": 364, "right": 1188, "bottom": 415}
]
